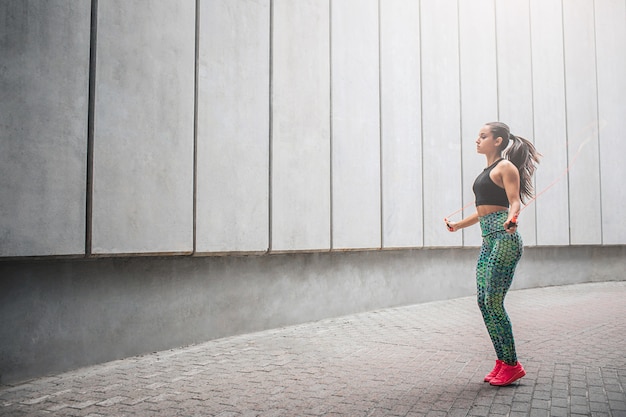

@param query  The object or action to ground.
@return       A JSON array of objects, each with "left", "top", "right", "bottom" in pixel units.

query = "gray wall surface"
[
  {"left": 2, "top": 0, "right": 626, "bottom": 385},
  {"left": 3, "top": 0, "right": 626, "bottom": 258},
  {"left": 1, "top": 245, "right": 625, "bottom": 384},
  {"left": 197, "top": 0, "right": 271, "bottom": 253},
  {"left": 563, "top": 0, "right": 603, "bottom": 245},
  {"left": 91, "top": 0, "right": 196, "bottom": 254},
  {"left": 380, "top": 0, "right": 422, "bottom": 249},
  {"left": 0, "top": 1, "right": 90, "bottom": 257},
  {"left": 271, "top": 0, "right": 331, "bottom": 252}
]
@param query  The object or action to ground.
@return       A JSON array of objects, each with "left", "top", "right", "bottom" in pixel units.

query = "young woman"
[{"left": 445, "top": 122, "right": 540, "bottom": 386}]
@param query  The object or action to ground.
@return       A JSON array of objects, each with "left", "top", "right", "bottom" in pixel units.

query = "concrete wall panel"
[
  {"left": 4, "top": 0, "right": 626, "bottom": 258},
  {"left": 458, "top": 0, "right": 498, "bottom": 247},
  {"left": 91, "top": 0, "right": 195, "bottom": 254},
  {"left": 495, "top": 0, "right": 537, "bottom": 245},
  {"left": 0, "top": 1, "right": 90, "bottom": 257},
  {"left": 331, "top": 0, "right": 381, "bottom": 249},
  {"left": 196, "top": 0, "right": 270, "bottom": 253},
  {"left": 271, "top": 0, "right": 331, "bottom": 252},
  {"left": 530, "top": 0, "right": 569, "bottom": 245},
  {"left": 2, "top": 245, "right": 624, "bottom": 384},
  {"left": 421, "top": 0, "right": 462, "bottom": 247},
  {"left": 595, "top": 0, "right": 626, "bottom": 244},
  {"left": 562, "top": 0, "right": 602, "bottom": 245},
  {"left": 380, "top": 0, "right": 422, "bottom": 248}
]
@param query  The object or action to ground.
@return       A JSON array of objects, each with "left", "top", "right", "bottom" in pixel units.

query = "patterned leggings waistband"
[{"left": 479, "top": 210, "right": 509, "bottom": 237}]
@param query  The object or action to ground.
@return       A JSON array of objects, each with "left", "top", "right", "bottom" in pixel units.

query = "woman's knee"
[{"left": 483, "top": 295, "right": 504, "bottom": 315}]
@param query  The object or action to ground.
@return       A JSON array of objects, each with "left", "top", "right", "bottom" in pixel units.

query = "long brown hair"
[{"left": 486, "top": 122, "right": 541, "bottom": 203}]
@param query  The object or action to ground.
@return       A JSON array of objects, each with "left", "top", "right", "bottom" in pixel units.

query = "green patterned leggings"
[{"left": 477, "top": 210, "right": 523, "bottom": 365}]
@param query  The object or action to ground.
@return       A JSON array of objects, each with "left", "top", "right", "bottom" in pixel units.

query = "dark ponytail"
[
  {"left": 486, "top": 122, "right": 541, "bottom": 203},
  {"left": 506, "top": 134, "right": 541, "bottom": 203}
]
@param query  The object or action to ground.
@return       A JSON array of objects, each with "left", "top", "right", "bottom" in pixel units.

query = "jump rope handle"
[
  {"left": 444, "top": 218, "right": 454, "bottom": 232},
  {"left": 507, "top": 214, "right": 518, "bottom": 230}
]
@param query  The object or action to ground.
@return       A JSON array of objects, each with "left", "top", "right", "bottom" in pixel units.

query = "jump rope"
[{"left": 444, "top": 120, "right": 606, "bottom": 232}]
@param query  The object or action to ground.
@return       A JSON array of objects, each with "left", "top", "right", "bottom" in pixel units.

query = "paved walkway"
[{"left": 1, "top": 281, "right": 625, "bottom": 417}]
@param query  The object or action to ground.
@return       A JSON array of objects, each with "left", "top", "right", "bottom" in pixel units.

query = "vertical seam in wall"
[
  {"left": 456, "top": 0, "right": 464, "bottom": 247},
  {"left": 418, "top": 0, "right": 425, "bottom": 247},
  {"left": 192, "top": 0, "right": 200, "bottom": 255},
  {"left": 592, "top": 0, "right": 604, "bottom": 244},
  {"left": 329, "top": 0, "right": 334, "bottom": 251},
  {"left": 85, "top": 0, "right": 98, "bottom": 257},
  {"left": 378, "top": 0, "right": 384, "bottom": 249},
  {"left": 494, "top": 0, "right": 500, "bottom": 121},
  {"left": 268, "top": 0, "right": 274, "bottom": 253},
  {"left": 560, "top": 0, "right": 572, "bottom": 245},
  {"left": 528, "top": 0, "right": 538, "bottom": 244}
]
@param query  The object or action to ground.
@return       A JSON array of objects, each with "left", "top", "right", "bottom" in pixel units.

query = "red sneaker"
[
  {"left": 484, "top": 360, "right": 503, "bottom": 382},
  {"left": 490, "top": 361, "right": 526, "bottom": 386}
]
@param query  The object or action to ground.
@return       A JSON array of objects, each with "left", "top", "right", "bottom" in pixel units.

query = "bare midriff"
[{"left": 477, "top": 204, "right": 509, "bottom": 217}]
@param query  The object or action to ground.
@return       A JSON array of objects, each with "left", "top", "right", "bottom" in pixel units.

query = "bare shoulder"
[
  {"left": 496, "top": 159, "right": 518, "bottom": 175},
  {"left": 491, "top": 159, "right": 519, "bottom": 187}
]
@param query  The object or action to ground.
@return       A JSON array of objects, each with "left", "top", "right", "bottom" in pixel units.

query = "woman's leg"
[
  {"left": 476, "top": 236, "right": 503, "bottom": 357},
  {"left": 483, "top": 233, "right": 523, "bottom": 364}
]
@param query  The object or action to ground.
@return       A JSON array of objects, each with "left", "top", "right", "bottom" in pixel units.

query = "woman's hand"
[
  {"left": 504, "top": 216, "right": 518, "bottom": 234},
  {"left": 444, "top": 212, "right": 478, "bottom": 233},
  {"left": 444, "top": 218, "right": 459, "bottom": 232}
]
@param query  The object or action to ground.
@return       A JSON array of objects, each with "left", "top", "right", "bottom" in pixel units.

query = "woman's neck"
[{"left": 486, "top": 154, "right": 503, "bottom": 166}]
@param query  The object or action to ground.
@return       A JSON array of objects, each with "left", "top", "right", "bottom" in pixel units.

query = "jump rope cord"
[{"left": 444, "top": 120, "right": 606, "bottom": 227}]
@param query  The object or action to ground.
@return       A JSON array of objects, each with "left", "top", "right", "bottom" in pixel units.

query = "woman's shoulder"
[
  {"left": 493, "top": 159, "right": 519, "bottom": 179},
  {"left": 496, "top": 159, "right": 516, "bottom": 171}
]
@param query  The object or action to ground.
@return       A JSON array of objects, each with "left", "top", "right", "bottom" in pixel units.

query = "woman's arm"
[
  {"left": 445, "top": 212, "right": 479, "bottom": 232},
  {"left": 501, "top": 162, "right": 522, "bottom": 232}
]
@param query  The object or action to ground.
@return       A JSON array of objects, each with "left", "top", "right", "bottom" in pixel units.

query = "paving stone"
[
  {"left": 67, "top": 400, "right": 98, "bottom": 410},
  {"left": 549, "top": 407, "right": 568, "bottom": 417},
  {"left": 528, "top": 408, "right": 550, "bottom": 417},
  {"left": 550, "top": 397, "right": 568, "bottom": 408},
  {"left": 0, "top": 281, "right": 625, "bottom": 416}
]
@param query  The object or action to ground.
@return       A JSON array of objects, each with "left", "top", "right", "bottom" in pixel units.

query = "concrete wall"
[
  {"left": 2, "top": 0, "right": 626, "bottom": 384},
  {"left": 380, "top": 0, "right": 422, "bottom": 248},
  {"left": 0, "top": 1, "right": 90, "bottom": 257},
  {"left": 3, "top": 0, "right": 626, "bottom": 257},
  {"left": 272, "top": 0, "right": 330, "bottom": 252},
  {"left": 91, "top": 0, "right": 196, "bottom": 254},
  {"left": 2, "top": 245, "right": 625, "bottom": 384},
  {"left": 563, "top": 0, "right": 603, "bottom": 245},
  {"left": 197, "top": 0, "right": 271, "bottom": 253}
]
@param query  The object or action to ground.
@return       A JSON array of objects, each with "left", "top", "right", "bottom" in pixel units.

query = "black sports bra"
[{"left": 473, "top": 159, "right": 509, "bottom": 207}]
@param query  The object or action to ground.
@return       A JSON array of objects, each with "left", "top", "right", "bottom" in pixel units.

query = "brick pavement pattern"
[{"left": 1, "top": 281, "right": 625, "bottom": 417}]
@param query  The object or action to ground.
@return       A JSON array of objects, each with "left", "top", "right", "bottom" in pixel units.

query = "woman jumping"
[{"left": 445, "top": 122, "right": 541, "bottom": 386}]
